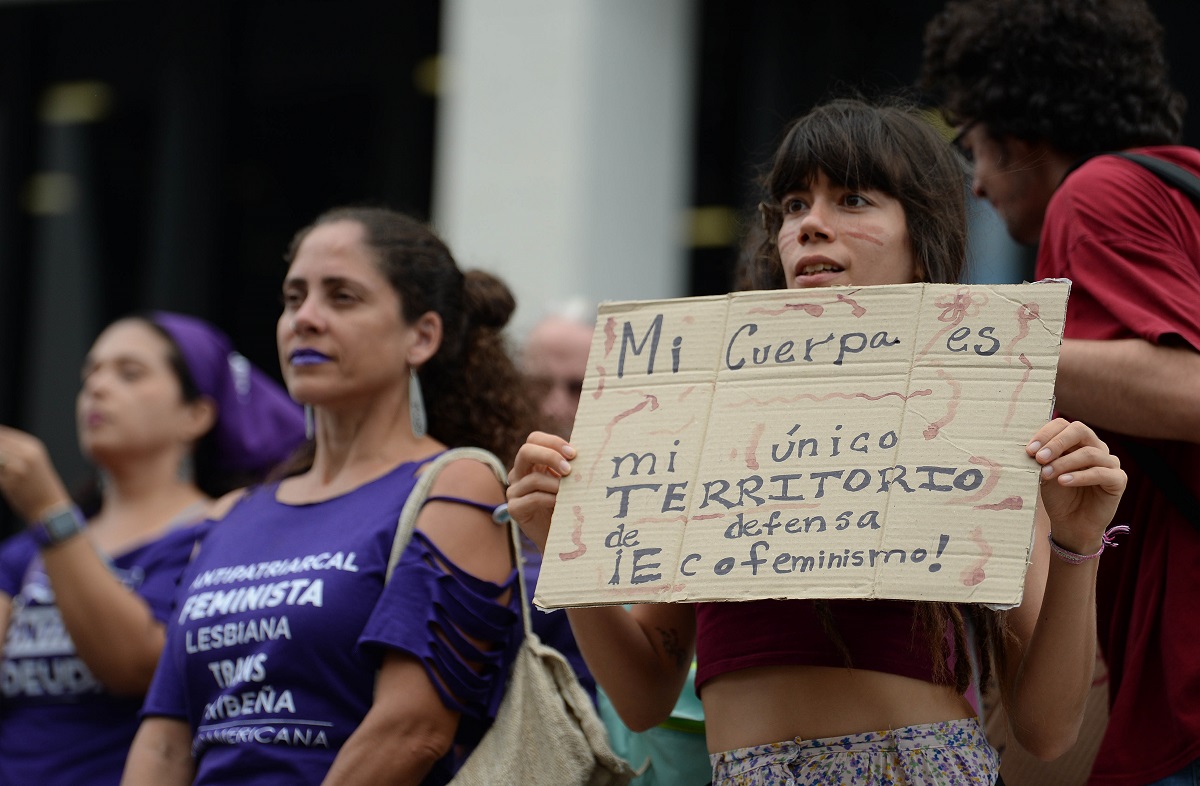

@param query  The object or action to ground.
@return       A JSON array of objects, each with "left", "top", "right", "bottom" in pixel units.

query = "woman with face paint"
[
  {"left": 507, "top": 99, "right": 1130, "bottom": 786},
  {"left": 0, "top": 312, "right": 303, "bottom": 786}
]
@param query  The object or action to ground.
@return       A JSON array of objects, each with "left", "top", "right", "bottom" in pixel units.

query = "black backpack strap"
[
  {"left": 1063, "top": 151, "right": 1200, "bottom": 206},
  {"left": 1111, "top": 152, "right": 1200, "bottom": 204}
]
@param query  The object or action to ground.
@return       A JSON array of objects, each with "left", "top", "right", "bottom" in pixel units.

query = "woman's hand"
[
  {"left": 1026, "top": 418, "right": 1127, "bottom": 554},
  {"left": 505, "top": 431, "right": 575, "bottom": 553},
  {"left": 1000, "top": 418, "right": 1126, "bottom": 758},
  {"left": 0, "top": 425, "right": 72, "bottom": 522}
]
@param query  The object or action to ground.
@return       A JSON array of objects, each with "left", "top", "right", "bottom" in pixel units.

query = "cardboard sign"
[{"left": 534, "top": 282, "right": 1070, "bottom": 609}]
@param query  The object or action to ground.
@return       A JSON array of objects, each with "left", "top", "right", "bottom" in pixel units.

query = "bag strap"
[
  {"left": 384, "top": 447, "right": 535, "bottom": 639},
  {"left": 385, "top": 447, "right": 509, "bottom": 583},
  {"left": 1111, "top": 152, "right": 1200, "bottom": 204},
  {"left": 506, "top": 508, "right": 535, "bottom": 640},
  {"left": 1068, "top": 152, "right": 1200, "bottom": 530}
]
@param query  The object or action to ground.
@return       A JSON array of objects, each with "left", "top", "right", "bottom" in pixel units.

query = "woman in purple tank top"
[
  {"left": 125, "top": 208, "right": 532, "bottom": 785},
  {"left": 507, "top": 99, "right": 1130, "bottom": 786},
  {"left": 0, "top": 312, "right": 303, "bottom": 786}
]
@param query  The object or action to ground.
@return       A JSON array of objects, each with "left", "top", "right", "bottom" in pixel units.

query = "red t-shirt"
[{"left": 1037, "top": 147, "right": 1200, "bottom": 785}]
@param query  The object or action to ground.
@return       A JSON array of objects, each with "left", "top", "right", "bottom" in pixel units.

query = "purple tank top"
[{"left": 142, "top": 455, "right": 520, "bottom": 785}]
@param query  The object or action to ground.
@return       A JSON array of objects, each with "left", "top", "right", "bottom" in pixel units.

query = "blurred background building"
[{"left": 1, "top": 0, "right": 1197, "bottom": 535}]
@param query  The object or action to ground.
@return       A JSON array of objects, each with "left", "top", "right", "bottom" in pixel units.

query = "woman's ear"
[
  {"left": 406, "top": 311, "right": 444, "bottom": 368},
  {"left": 181, "top": 396, "right": 218, "bottom": 444}
]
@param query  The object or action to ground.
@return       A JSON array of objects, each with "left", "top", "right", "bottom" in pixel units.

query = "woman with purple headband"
[{"left": 0, "top": 312, "right": 304, "bottom": 786}]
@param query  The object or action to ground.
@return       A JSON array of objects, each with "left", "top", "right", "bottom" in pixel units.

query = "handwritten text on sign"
[{"left": 534, "top": 282, "right": 1070, "bottom": 609}]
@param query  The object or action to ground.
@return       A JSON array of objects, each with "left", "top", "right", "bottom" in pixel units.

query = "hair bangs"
[{"left": 769, "top": 103, "right": 906, "bottom": 200}]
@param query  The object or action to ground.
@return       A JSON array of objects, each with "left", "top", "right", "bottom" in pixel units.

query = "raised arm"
[
  {"left": 1056, "top": 338, "right": 1200, "bottom": 443},
  {"left": 999, "top": 418, "right": 1127, "bottom": 760},
  {"left": 507, "top": 432, "right": 695, "bottom": 731},
  {"left": 0, "top": 426, "right": 167, "bottom": 695}
]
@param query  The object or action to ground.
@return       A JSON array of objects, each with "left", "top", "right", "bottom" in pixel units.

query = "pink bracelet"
[{"left": 1047, "top": 525, "right": 1131, "bottom": 564}]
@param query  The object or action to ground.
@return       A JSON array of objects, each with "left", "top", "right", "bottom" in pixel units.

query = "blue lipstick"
[{"left": 290, "top": 348, "right": 332, "bottom": 366}]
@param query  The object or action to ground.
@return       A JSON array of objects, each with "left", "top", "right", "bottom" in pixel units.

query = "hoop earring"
[
  {"left": 409, "top": 369, "right": 427, "bottom": 439},
  {"left": 304, "top": 404, "right": 315, "bottom": 440}
]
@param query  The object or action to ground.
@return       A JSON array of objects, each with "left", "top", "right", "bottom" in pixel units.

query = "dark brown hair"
[
  {"left": 284, "top": 207, "right": 532, "bottom": 467},
  {"left": 739, "top": 99, "right": 1007, "bottom": 693},
  {"left": 740, "top": 98, "right": 968, "bottom": 291}
]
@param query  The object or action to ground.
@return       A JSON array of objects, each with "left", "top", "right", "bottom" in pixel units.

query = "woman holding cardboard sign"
[{"left": 507, "top": 99, "right": 1128, "bottom": 786}]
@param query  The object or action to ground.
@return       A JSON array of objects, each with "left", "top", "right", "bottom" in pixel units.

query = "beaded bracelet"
[{"left": 1047, "top": 524, "right": 1131, "bottom": 564}]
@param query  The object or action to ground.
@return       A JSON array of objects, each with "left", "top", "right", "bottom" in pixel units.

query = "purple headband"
[{"left": 151, "top": 311, "right": 305, "bottom": 476}]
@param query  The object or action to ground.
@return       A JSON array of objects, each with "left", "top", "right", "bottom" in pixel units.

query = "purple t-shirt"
[
  {"left": 142, "top": 456, "right": 520, "bottom": 785},
  {"left": 0, "top": 523, "right": 206, "bottom": 786}
]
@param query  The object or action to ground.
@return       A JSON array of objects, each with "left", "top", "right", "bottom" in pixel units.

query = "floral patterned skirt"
[{"left": 709, "top": 718, "right": 999, "bottom": 785}]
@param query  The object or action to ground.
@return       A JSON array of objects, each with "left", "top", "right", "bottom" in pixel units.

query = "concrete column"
[
  {"left": 22, "top": 82, "right": 108, "bottom": 490},
  {"left": 434, "top": 0, "right": 696, "bottom": 336}
]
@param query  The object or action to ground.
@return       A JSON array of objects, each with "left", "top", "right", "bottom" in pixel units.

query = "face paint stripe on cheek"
[{"left": 844, "top": 230, "right": 885, "bottom": 247}]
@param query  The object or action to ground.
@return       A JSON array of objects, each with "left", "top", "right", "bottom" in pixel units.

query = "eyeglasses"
[{"left": 950, "top": 119, "right": 979, "bottom": 162}]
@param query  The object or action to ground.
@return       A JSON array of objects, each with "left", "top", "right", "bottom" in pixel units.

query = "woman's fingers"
[
  {"left": 1027, "top": 419, "right": 1125, "bottom": 493},
  {"left": 1038, "top": 445, "right": 1119, "bottom": 479},
  {"left": 510, "top": 432, "right": 575, "bottom": 482},
  {"left": 0, "top": 426, "right": 70, "bottom": 521},
  {"left": 507, "top": 489, "right": 563, "bottom": 520},
  {"left": 507, "top": 466, "right": 563, "bottom": 501},
  {"left": 1049, "top": 465, "right": 1128, "bottom": 496},
  {"left": 1027, "top": 418, "right": 1107, "bottom": 463},
  {"left": 1029, "top": 419, "right": 1128, "bottom": 547},
  {"left": 506, "top": 431, "right": 578, "bottom": 553}
]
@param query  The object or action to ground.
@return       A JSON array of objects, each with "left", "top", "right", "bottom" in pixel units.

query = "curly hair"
[
  {"left": 283, "top": 207, "right": 533, "bottom": 467},
  {"left": 741, "top": 98, "right": 967, "bottom": 291},
  {"left": 921, "top": 0, "right": 1186, "bottom": 156}
]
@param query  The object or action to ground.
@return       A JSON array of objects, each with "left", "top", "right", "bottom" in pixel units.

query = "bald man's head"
[{"left": 522, "top": 315, "right": 594, "bottom": 439}]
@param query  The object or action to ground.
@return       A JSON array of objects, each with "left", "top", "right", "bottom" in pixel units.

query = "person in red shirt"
[{"left": 922, "top": 2, "right": 1200, "bottom": 784}]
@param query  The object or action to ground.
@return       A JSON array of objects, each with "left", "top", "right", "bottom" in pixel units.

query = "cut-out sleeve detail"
[
  {"left": 421, "top": 495, "right": 502, "bottom": 517},
  {"left": 359, "top": 530, "right": 519, "bottom": 719}
]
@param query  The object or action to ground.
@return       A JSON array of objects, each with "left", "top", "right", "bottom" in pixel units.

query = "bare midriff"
[{"left": 701, "top": 664, "right": 976, "bottom": 753}]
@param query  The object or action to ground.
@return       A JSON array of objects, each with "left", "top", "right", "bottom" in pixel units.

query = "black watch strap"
[{"left": 31, "top": 505, "right": 86, "bottom": 548}]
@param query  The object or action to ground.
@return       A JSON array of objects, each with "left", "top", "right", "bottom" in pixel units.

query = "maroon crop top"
[{"left": 694, "top": 598, "right": 953, "bottom": 692}]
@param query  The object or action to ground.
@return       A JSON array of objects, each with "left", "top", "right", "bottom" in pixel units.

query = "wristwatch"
[{"left": 31, "top": 505, "right": 86, "bottom": 548}]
